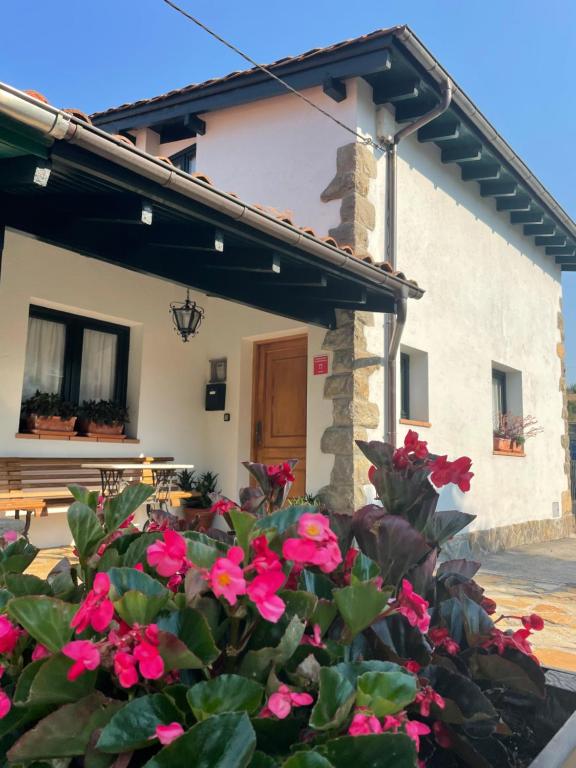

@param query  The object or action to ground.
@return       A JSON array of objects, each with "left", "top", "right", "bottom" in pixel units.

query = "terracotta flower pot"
[
  {"left": 183, "top": 506, "right": 215, "bottom": 532},
  {"left": 26, "top": 414, "right": 77, "bottom": 433},
  {"left": 512, "top": 441, "right": 524, "bottom": 454},
  {"left": 78, "top": 420, "right": 124, "bottom": 436},
  {"left": 493, "top": 436, "right": 512, "bottom": 452}
]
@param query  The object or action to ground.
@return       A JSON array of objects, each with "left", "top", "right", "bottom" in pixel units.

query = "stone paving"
[{"left": 27, "top": 536, "right": 576, "bottom": 671}]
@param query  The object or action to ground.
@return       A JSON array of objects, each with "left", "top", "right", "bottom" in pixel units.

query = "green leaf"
[
  {"left": 13, "top": 660, "right": 46, "bottom": 704},
  {"left": 7, "top": 596, "right": 76, "bottom": 652},
  {"left": 123, "top": 531, "right": 162, "bottom": 568},
  {"left": 67, "top": 501, "right": 105, "bottom": 559},
  {"left": 104, "top": 483, "right": 154, "bottom": 532},
  {"left": 0, "top": 588, "right": 13, "bottom": 610},
  {"left": 7, "top": 693, "right": 122, "bottom": 760},
  {"left": 187, "top": 675, "right": 264, "bottom": 721},
  {"left": 299, "top": 570, "right": 334, "bottom": 600},
  {"left": 350, "top": 552, "right": 380, "bottom": 585},
  {"left": 114, "top": 590, "right": 170, "bottom": 626},
  {"left": 184, "top": 531, "right": 228, "bottom": 569},
  {"left": 142, "top": 712, "right": 256, "bottom": 768},
  {"left": 251, "top": 716, "right": 302, "bottom": 756},
  {"left": 157, "top": 606, "right": 220, "bottom": 665},
  {"left": 4, "top": 573, "right": 51, "bottom": 596},
  {"left": 283, "top": 754, "right": 334, "bottom": 768},
  {"left": 253, "top": 505, "right": 313, "bottom": 535},
  {"left": 333, "top": 582, "right": 391, "bottom": 636},
  {"left": 26, "top": 653, "right": 97, "bottom": 705},
  {"left": 0, "top": 538, "right": 39, "bottom": 574},
  {"left": 319, "top": 733, "right": 417, "bottom": 768},
  {"left": 158, "top": 630, "right": 205, "bottom": 670},
  {"left": 355, "top": 669, "right": 417, "bottom": 716},
  {"left": 250, "top": 752, "right": 280, "bottom": 768},
  {"left": 68, "top": 484, "right": 99, "bottom": 511},
  {"left": 421, "top": 509, "right": 476, "bottom": 546},
  {"left": 309, "top": 667, "right": 355, "bottom": 731},
  {"left": 97, "top": 694, "right": 181, "bottom": 753},
  {"left": 107, "top": 566, "right": 170, "bottom": 599},
  {"left": 282, "top": 590, "right": 318, "bottom": 622},
  {"left": 230, "top": 509, "right": 256, "bottom": 555},
  {"left": 240, "top": 615, "right": 305, "bottom": 681}
]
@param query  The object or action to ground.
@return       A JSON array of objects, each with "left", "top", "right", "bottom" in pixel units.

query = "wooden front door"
[{"left": 252, "top": 335, "right": 307, "bottom": 496}]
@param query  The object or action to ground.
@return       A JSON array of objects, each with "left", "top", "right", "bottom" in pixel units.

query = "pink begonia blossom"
[
  {"left": 522, "top": 613, "right": 544, "bottom": 631},
  {"left": 147, "top": 530, "right": 188, "bottom": 578},
  {"left": 428, "top": 627, "right": 460, "bottom": 655},
  {"left": 134, "top": 563, "right": 144, "bottom": 572},
  {"left": 0, "top": 690, "right": 11, "bottom": 719},
  {"left": 2, "top": 530, "right": 18, "bottom": 543},
  {"left": 211, "top": 499, "right": 238, "bottom": 515},
  {"left": 301, "top": 624, "right": 325, "bottom": 649},
  {"left": 428, "top": 455, "right": 474, "bottom": 493},
  {"left": 297, "top": 513, "right": 335, "bottom": 543},
  {"left": 0, "top": 616, "right": 21, "bottom": 654},
  {"left": 114, "top": 651, "right": 139, "bottom": 688},
  {"left": 133, "top": 640, "right": 164, "bottom": 680},
  {"left": 155, "top": 722, "right": 184, "bottom": 745},
  {"left": 266, "top": 463, "right": 295, "bottom": 487},
  {"left": 405, "top": 720, "right": 431, "bottom": 752},
  {"left": 250, "top": 535, "right": 282, "bottom": 574},
  {"left": 209, "top": 547, "right": 247, "bottom": 605},
  {"left": 415, "top": 686, "right": 445, "bottom": 717},
  {"left": 260, "top": 684, "right": 313, "bottom": 719},
  {"left": 247, "top": 569, "right": 286, "bottom": 623},
  {"left": 348, "top": 713, "right": 383, "bottom": 736},
  {"left": 404, "top": 660, "right": 422, "bottom": 674},
  {"left": 31, "top": 643, "right": 51, "bottom": 661},
  {"left": 71, "top": 572, "right": 114, "bottom": 634},
  {"left": 282, "top": 515, "right": 342, "bottom": 574},
  {"left": 62, "top": 640, "right": 101, "bottom": 681},
  {"left": 390, "top": 579, "right": 430, "bottom": 633}
]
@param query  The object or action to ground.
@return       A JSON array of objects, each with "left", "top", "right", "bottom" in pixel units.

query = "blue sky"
[{"left": 2, "top": 0, "right": 574, "bottom": 380}]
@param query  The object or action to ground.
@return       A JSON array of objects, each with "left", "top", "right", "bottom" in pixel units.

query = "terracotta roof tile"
[{"left": 63, "top": 108, "right": 92, "bottom": 124}]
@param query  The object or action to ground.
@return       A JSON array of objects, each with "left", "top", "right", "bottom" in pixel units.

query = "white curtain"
[
  {"left": 22, "top": 317, "right": 66, "bottom": 398},
  {"left": 79, "top": 329, "right": 117, "bottom": 402}
]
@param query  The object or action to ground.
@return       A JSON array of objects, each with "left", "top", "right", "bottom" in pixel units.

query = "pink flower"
[
  {"left": 382, "top": 715, "right": 403, "bottom": 733},
  {"left": 348, "top": 713, "right": 383, "bottom": 736},
  {"left": 71, "top": 572, "right": 114, "bottom": 634},
  {"left": 404, "top": 660, "right": 421, "bottom": 674},
  {"left": 2, "top": 530, "right": 18, "bottom": 544},
  {"left": 119, "top": 514, "right": 135, "bottom": 529},
  {"left": 250, "top": 535, "right": 283, "bottom": 574},
  {"left": 0, "top": 690, "right": 11, "bottom": 719},
  {"left": 405, "top": 720, "right": 431, "bottom": 752},
  {"left": 247, "top": 570, "right": 286, "bottom": 623},
  {"left": 298, "top": 513, "right": 335, "bottom": 543},
  {"left": 155, "top": 722, "right": 184, "bottom": 745},
  {"left": 481, "top": 596, "right": 497, "bottom": 615},
  {"left": 522, "top": 613, "right": 544, "bottom": 631},
  {"left": 0, "top": 616, "right": 20, "bottom": 654},
  {"left": 428, "top": 627, "right": 460, "bottom": 655},
  {"left": 391, "top": 580, "right": 430, "bottom": 633},
  {"left": 211, "top": 499, "right": 238, "bottom": 515},
  {"left": 62, "top": 640, "right": 101, "bottom": 681},
  {"left": 282, "top": 522, "right": 342, "bottom": 574},
  {"left": 301, "top": 624, "right": 325, "bottom": 648},
  {"left": 134, "top": 563, "right": 144, "bottom": 572},
  {"left": 260, "top": 684, "right": 313, "bottom": 719},
  {"left": 31, "top": 643, "right": 51, "bottom": 661},
  {"left": 415, "top": 686, "right": 445, "bottom": 717},
  {"left": 114, "top": 651, "right": 139, "bottom": 688},
  {"left": 428, "top": 455, "right": 474, "bottom": 492},
  {"left": 266, "top": 462, "right": 295, "bottom": 487},
  {"left": 209, "top": 547, "right": 247, "bottom": 605},
  {"left": 133, "top": 638, "right": 164, "bottom": 680},
  {"left": 147, "top": 530, "right": 188, "bottom": 578},
  {"left": 404, "top": 430, "right": 429, "bottom": 460}
]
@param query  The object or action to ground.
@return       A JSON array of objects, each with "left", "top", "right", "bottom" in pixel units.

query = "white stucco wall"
[{"left": 0, "top": 231, "right": 333, "bottom": 546}]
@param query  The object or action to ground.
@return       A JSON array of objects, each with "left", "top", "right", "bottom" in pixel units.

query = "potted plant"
[
  {"left": 0, "top": 436, "right": 575, "bottom": 767},
  {"left": 494, "top": 414, "right": 542, "bottom": 454},
  {"left": 21, "top": 390, "right": 77, "bottom": 434},
  {"left": 78, "top": 399, "right": 129, "bottom": 438},
  {"left": 180, "top": 470, "right": 219, "bottom": 530}
]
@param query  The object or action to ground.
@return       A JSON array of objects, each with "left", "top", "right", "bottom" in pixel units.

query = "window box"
[
  {"left": 493, "top": 436, "right": 512, "bottom": 452},
  {"left": 77, "top": 419, "right": 125, "bottom": 438},
  {"left": 25, "top": 414, "right": 77, "bottom": 436}
]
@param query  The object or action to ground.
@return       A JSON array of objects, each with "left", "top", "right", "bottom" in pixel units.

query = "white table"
[{"left": 82, "top": 463, "right": 194, "bottom": 498}]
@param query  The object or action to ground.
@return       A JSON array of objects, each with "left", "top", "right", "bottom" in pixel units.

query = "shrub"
[
  {"left": 0, "top": 436, "right": 556, "bottom": 767},
  {"left": 21, "top": 390, "right": 76, "bottom": 419},
  {"left": 78, "top": 399, "right": 129, "bottom": 425}
]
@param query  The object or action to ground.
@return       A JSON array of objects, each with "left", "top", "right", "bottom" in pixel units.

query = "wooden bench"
[{"left": 0, "top": 456, "right": 175, "bottom": 534}]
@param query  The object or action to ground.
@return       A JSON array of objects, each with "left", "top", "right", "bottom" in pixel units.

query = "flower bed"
[{"left": 0, "top": 432, "right": 572, "bottom": 767}]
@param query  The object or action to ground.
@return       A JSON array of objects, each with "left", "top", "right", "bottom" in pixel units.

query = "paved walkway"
[{"left": 28, "top": 537, "right": 576, "bottom": 671}]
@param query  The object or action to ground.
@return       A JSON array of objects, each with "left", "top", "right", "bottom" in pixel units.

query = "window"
[
  {"left": 22, "top": 306, "right": 129, "bottom": 405},
  {"left": 399, "top": 346, "right": 429, "bottom": 423},
  {"left": 170, "top": 145, "right": 197, "bottom": 175},
  {"left": 492, "top": 369, "right": 507, "bottom": 431}
]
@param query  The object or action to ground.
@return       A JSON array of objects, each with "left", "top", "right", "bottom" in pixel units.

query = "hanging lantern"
[{"left": 170, "top": 289, "right": 204, "bottom": 342}]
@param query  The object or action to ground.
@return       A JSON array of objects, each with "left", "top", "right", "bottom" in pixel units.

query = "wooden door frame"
[{"left": 250, "top": 333, "right": 308, "bottom": 463}]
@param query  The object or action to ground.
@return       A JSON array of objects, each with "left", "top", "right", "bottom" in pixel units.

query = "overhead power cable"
[{"left": 161, "top": 0, "right": 388, "bottom": 153}]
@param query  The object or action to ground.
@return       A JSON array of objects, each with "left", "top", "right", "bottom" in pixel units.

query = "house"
[
  {"left": 0, "top": 81, "right": 420, "bottom": 547},
  {"left": 90, "top": 25, "right": 575, "bottom": 553}
]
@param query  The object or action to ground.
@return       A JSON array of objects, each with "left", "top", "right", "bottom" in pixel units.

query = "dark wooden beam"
[
  {"left": 394, "top": 100, "right": 435, "bottom": 123},
  {"left": 461, "top": 163, "right": 501, "bottom": 182},
  {"left": 373, "top": 78, "right": 420, "bottom": 105},
  {"left": 441, "top": 143, "right": 482, "bottom": 164},
  {"left": 496, "top": 194, "right": 532, "bottom": 212},
  {"left": 555, "top": 254, "right": 576, "bottom": 263},
  {"left": 147, "top": 228, "right": 224, "bottom": 252},
  {"left": 479, "top": 181, "right": 517, "bottom": 198},
  {"left": 202, "top": 252, "right": 281, "bottom": 273},
  {"left": 547, "top": 246, "right": 576, "bottom": 256},
  {"left": 322, "top": 76, "right": 347, "bottom": 102},
  {"left": 0, "top": 156, "right": 52, "bottom": 189},
  {"left": 510, "top": 210, "right": 544, "bottom": 224},
  {"left": 418, "top": 119, "right": 460, "bottom": 143},
  {"left": 78, "top": 198, "right": 154, "bottom": 225},
  {"left": 524, "top": 223, "right": 555, "bottom": 236},
  {"left": 559, "top": 263, "right": 576, "bottom": 271},
  {"left": 158, "top": 114, "right": 206, "bottom": 143},
  {"left": 252, "top": 270, "right": 328, "bottom": 288},
  {"left": 535, "top": 234, "right": 567, "bottom": 247}
]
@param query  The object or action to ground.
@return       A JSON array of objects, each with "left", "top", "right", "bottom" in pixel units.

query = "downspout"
[{"left": 381, "top": 80, "right": 452, "bottom": 445}]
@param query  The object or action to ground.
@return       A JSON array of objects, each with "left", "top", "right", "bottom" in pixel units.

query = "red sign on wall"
[{"left": 313, "top": 354, "right": 329, "bottom": 376}]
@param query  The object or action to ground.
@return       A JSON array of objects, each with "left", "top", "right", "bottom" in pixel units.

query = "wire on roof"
[{"left": 161, "top": 0, "right": 389, "bottom": 154}]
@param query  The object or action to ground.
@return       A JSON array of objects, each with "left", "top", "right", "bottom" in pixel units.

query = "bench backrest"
[{"left": 0, "top": 457, "right": 174, "bottom": 497}]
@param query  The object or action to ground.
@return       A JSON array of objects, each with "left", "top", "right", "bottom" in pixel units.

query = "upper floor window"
[
  {"left": 399, "top": 346, "right": 429, "bottom": 424},
  {"left": 492, "top": 369, "right": 507, "bottom": 430},
  {"left": 170, "top": 145, "right": 197, "bottom": 175},
  {"left": 22, "top": 306, "right": 130, "bottom": 405}
]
